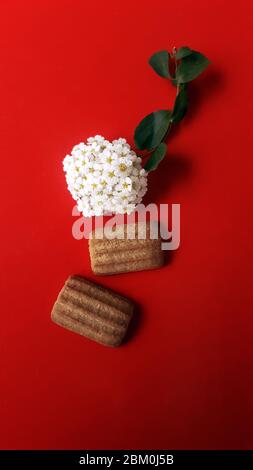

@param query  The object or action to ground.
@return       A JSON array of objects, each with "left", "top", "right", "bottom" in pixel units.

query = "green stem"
[
  {"left": 142, "top": 49, "right": 180, "bottom": 159},
  {"left": 141, "top": 82, "right": 179, "bottom": 159},
  {"left": 137, "top": 48, "right": 183, "bottom": 161}
]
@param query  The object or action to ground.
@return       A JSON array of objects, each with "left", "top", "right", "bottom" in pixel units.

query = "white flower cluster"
[{"left": 63, "top": 135, "right": 148, "bottom": 217}]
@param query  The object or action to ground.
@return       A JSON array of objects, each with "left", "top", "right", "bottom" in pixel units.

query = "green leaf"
[
  {"left": 171, "top": 84, "right": 188, "bottom": 123},
  {"left": 176, "top": 46, "right": 192, "bottom": 60},
  {"left": 176, "top": 51, "right": 210, "bottom": 83},
  {"left": 144, "top": 143, "right": 167, "bottom": 172},
  {"left": 134, "top": 110, "right": 172, "bottom": 150},
  {"left": 149, "top": 50, "right": 170, "bottom": 78}
]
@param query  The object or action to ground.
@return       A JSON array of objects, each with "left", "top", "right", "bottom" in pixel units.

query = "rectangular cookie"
[
  {"left": 51, "top": 275, "right": 134, "bottom": 347},
  {"left": 89, "top": 221, "right": 164, "bottom": 275}
]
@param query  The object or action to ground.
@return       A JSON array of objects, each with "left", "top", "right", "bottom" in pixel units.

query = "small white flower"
[{"left": 63, "top": 136, "right": 148, "bottom": 217}]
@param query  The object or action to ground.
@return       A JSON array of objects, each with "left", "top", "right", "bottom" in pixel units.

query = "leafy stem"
[{"left": 134, "top": 46, "right": 210, "bottom": 172}]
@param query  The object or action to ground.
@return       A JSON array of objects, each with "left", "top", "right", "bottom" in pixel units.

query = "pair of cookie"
[{"left": 51, "top": 221, "right": 164, "bottom": 346}]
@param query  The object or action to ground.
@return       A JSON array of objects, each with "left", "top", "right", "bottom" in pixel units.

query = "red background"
[{"left": 0, "top": 0, "right": 253, "bottom": 450}]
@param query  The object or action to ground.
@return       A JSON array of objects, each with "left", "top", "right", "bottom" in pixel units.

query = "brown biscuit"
[
  {"left": 51, "top": 275, "right": 134, "bottom": 347},
  {"left": 89, "top": 221, "right": 164, "bottom": 275}
]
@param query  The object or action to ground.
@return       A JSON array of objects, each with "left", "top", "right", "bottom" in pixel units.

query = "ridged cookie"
[
  {"left": 51, "top": 275, "right": 134, "bottom": 347},
  {"left": 89, "top": 221, "right": 164, "bottom": 275}
]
